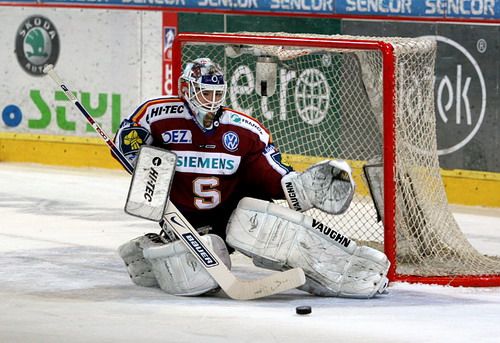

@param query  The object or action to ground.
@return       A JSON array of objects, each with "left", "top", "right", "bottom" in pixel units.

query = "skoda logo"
[
  {"left": 222, "top": 131, "right": 239, "bottom": 152},
  {"left": 16, "top": 15, "right": 60, "bottom": 76}
]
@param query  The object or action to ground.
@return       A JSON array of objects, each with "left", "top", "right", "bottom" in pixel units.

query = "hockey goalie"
[{"left": 115, "top": 58, "right": 389, "bottom": 299}]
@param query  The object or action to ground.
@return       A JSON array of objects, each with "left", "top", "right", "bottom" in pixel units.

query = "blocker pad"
[{"left": 125, "top": 146, "right": 177, "bottom": 221}]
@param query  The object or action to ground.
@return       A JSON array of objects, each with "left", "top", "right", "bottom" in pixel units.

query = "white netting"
[{"left": 179, "top": 32, "right": 500, "bottom": 279}]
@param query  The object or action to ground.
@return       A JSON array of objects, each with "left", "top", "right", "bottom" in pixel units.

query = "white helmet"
[{"left": 179, "top": 58, "right": 227, "bottom": 129}]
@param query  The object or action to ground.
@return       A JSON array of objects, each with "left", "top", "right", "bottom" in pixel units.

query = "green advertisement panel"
[{"left": 177, "top": 14, "right": 349, "bottom": 159}]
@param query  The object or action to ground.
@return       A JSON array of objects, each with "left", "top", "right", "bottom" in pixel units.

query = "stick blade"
[{"left": 223, "top": 267, "right": 306, "bottom": 300}]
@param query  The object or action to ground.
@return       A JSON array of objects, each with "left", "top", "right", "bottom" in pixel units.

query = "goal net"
[{"left": 172, "top": 32, "right": 500, "bottom": 286}]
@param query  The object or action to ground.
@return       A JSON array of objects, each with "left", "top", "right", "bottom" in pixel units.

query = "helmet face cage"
[{"left": 180, "top": 58, "right": 227, "bottom": 113}]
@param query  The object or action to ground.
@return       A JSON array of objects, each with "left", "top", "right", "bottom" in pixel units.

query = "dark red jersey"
[{"left": 115, "top": 96, "right": 292, "bottom": 236}]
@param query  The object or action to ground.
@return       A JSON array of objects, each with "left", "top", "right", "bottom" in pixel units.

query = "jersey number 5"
[{"left": 193, "top": 177, "right": 221, "bottom": 210}]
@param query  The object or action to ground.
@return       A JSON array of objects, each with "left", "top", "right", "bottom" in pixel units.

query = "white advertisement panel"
[{"left": 0, "top": 7, "right": 162, "bottom": 136}]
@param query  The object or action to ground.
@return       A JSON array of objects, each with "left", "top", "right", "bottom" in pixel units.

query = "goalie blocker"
[{"left": 226, "top": 197, "right": 390, "bottom": 298}]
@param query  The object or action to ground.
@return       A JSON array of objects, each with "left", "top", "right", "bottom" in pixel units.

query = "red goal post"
[{"left": 172, "top": 32, "right": 500, "bottom": 287}]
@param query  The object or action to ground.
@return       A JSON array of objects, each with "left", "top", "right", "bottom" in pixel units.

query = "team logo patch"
[
  {"left": 16, "top": 15, "right": 60, "bottom": 76},
  {"left": 222, "top": 131, "right": 239, "bottom": 152},
  {"left": 120, "top": 127, "right": 150, "bottom": 155}
]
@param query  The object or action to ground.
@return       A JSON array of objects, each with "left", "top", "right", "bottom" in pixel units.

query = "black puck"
[{"left": 295, "top": 306, "right": 312, "bottom": 315}]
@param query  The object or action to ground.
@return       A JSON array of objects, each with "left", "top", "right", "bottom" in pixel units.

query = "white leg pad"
[
  {"left": 143, "top": 234, "right": 231, "bottom": 296},
  {"left": 226, "top": 197, "right": 390, "bottom": 298},
  {"left": 117, "top": 233, "right": 165, "bottom": 288}
]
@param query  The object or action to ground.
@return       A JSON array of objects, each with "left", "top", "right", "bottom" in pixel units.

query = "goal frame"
[{"left": 172, "top": 32, "right": 500, "bottom": 287}]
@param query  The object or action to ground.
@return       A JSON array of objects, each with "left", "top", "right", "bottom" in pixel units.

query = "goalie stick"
[{"left": 43, "top": 65, "right": 306, "bottom": 300}]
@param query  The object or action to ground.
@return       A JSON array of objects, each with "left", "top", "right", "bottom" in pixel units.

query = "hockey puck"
[{"left": 295, "top": 306, "right": 312, "bottom": 315}]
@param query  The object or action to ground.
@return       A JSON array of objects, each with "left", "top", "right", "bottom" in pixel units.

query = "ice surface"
[{"left": 1, "top": 163, "right": 499, "bottom": 343}]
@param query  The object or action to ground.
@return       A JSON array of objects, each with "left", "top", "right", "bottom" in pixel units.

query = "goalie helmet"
[{"left": 179, "top": 58, "right": 227, "bottom": 129}]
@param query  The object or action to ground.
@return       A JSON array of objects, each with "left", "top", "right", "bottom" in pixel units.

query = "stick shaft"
[{"left": 44, "top": 66, "right": 133, "bottom": 174}]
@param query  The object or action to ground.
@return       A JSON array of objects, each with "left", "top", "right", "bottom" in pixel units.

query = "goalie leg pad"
[
  {"left": 143, "top": 234, "right": 231, "bottom": 297},
  {"left": 117, "top": 233, "right": 166, "bottom": 288},
  {"left": 226, "top": 198, "right": 390, "bottom": 299}
]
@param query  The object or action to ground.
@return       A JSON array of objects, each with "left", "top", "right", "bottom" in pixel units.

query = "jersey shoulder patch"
[
  {"left": 117, "top": 125, "right": 151, "bottom": 157},
  {"left": 219, "top": 108, "right": 270, "bottom": 144}
]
